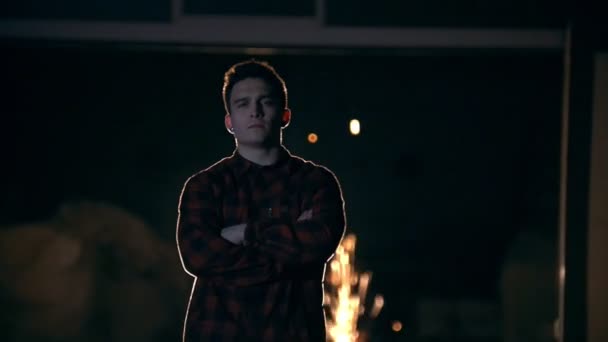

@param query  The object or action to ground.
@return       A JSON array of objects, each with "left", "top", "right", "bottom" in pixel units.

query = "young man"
[{"left": 176, "top": 60, "right": 346, "bottom": 341}]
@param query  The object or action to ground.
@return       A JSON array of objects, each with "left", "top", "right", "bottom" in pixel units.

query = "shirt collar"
[{"left": 229, "top": 146, "right": 292, "bottom": 177}]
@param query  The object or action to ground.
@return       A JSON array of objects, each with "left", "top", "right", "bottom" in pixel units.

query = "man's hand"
[
  {"left": 220, "top": 223, "right": 246, "bottom": 245},
  {"left": 297, "top": 209, "right": 313, "bottom": 222}
]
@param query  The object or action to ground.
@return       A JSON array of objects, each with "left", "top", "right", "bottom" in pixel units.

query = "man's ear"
[
  {"left": 281, "top": 108, "right": 292, "bottom": 128},
  {"left": 224, "top": 114, "right": 234, "bottom": 134}
]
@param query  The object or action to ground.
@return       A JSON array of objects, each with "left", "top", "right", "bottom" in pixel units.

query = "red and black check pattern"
[{"left": 176, "top": 147, "right": 346, "bottom": 341}]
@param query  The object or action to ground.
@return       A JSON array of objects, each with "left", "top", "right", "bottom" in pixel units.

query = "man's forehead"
[{"left": 230, "top": 78, "right": 277, "bottom": 100}]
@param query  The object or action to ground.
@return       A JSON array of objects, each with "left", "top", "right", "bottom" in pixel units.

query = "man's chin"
[{"left": 237, "top": 139, "right": 272, "bottom": 148}]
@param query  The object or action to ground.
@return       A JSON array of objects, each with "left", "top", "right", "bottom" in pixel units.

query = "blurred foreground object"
[
  {"left": 500, "top": 229, "right": 558, "bottom": 342},
  {"left": 0, "top": 202, "right": 189, "bottom": 342}
]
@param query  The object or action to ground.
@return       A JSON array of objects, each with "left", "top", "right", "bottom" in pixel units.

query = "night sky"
[{"left": 1, "top": 43, "right": 563, "bottom": 330}]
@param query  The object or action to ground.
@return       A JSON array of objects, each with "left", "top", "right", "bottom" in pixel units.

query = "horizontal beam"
[{"left": 0, "top": 16, "right": 564, "bottom": 49}]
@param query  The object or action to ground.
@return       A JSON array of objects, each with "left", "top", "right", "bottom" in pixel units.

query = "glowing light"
[
  {"left": 369, "top": 295, "right": 384, "bottom": 319},
  {"left": 391, "top": 320, "right": 403, "bottom": 332},
  {"left": 308, "top": 133, "right": 318, "bottom": 144},
  {"left": 325, "top": 234, "right": 384, "bottom": 342},
  {"left": 349, "top": 119, "right": 361, "bottom": 136}
]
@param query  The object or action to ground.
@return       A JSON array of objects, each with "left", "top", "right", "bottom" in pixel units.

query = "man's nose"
[{"left": 251, "top": 103, "right": 264, "bottom": 117}]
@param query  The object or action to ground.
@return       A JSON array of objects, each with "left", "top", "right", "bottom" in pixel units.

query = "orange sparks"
[{"left": 324, "top": 234, "right": 384, "bottom": 342}]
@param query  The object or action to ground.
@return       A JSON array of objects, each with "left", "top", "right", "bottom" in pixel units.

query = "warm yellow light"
[
  {"left": 391, "top": 320, "right": 403, "bottom": 332},
  {"left": 349, "top": 119, "right": 361, "bottom": 135},
  {"left": 308, "top": 133, "right": 318, "bottom": 143},
  {"left": 369, "top": 295, "right": 384, "bottom": 318},
  {"left": 325, "top": 233, "right": 384, "bottom": 342}
]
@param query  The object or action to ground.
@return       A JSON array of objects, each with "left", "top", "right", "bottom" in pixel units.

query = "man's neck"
[{"left": 237, "top": 144, "right": 283, "bottom": 166}]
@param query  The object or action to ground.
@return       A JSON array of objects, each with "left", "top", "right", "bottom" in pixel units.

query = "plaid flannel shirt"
[{"left": 177, "top": 147, "right": 346, "bottom": 341}]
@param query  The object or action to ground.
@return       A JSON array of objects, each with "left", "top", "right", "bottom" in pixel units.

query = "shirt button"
[{"left": 267, "top": 207, "right": 273, "bottom": 217}]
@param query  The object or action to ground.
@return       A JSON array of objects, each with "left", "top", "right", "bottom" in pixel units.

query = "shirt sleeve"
[
  {"left": 176, "top": 171, "right": 281, "bottom": 286},
  {"left": 247, "top": 167, "right": 346, "bottom": 267}
]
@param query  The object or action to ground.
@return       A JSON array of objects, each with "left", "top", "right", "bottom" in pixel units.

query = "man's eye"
[{"left": 237, "top": 103, "right": 247, "bottom": 108}]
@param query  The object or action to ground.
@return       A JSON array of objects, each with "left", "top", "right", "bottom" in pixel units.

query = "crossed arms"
[
  {"left": 219, "top": 209, "right": 312, "bottom": 245},
  {"left": 176, "top": 170, "right": 345, "bottom": 286}
]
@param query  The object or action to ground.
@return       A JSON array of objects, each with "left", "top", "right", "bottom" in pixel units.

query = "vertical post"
[
  {"left": 315, "top": 0, "right": 326, "bottom": 26},
  {"left": 171, "top": 0, "right": 183, "bottom": 22},
  {"left": 587, "top": 52, "right": 608, "bottom": 342},
  {"left": 558, "top": 18, "right": 595, "bottom": 342}
]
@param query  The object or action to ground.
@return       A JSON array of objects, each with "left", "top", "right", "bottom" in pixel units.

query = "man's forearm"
[{"left": 246, "top": 213, "right": 345, "bottom": 267}]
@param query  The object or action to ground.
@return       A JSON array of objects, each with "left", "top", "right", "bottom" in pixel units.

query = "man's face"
[{"left": 226, "top": 77, "right": 284, "bottom": 147}]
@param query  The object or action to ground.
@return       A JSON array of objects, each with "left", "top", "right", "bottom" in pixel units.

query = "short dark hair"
[{"left": 222, "top": 59, "right": 288, "bottom": 114}]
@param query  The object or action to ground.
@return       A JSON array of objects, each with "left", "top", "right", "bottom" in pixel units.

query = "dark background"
[
  {"left": 1, "top": 43, "right": 563, "bottom": 336},
  {"left": 0, "top": 1, "right": 566, "bottom": 341}
]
